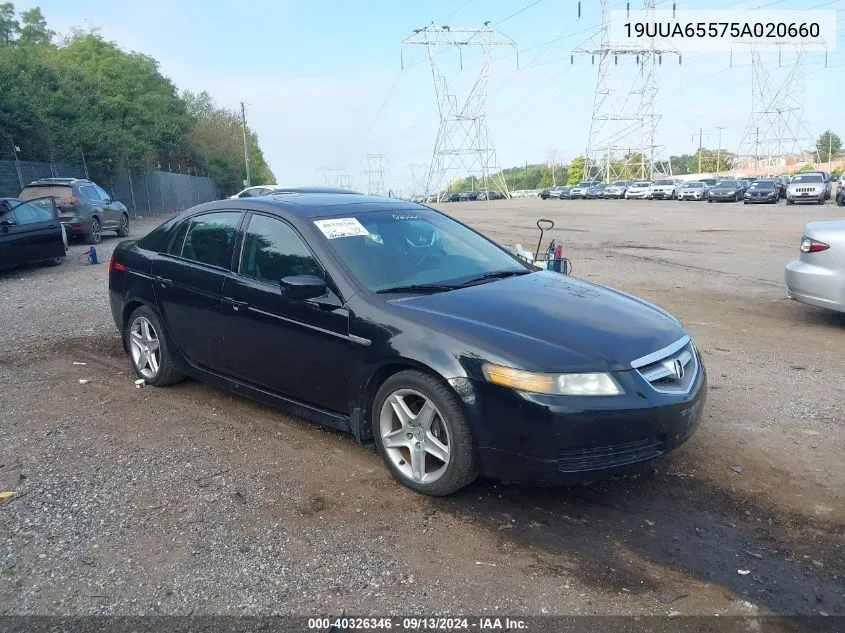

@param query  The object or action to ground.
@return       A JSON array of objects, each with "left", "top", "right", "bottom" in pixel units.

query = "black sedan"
[
  {"left": 108, "top": 194, "right": 706, "bottom": 496},
  {"left": 707, "top": 180, "right": 743, "bottom": 202},
  {"left": 0, "top": 197, "right": 66, "bottom": 269},
  {"left": 743, "top": 180, "right": 780, "bottom": 204}
]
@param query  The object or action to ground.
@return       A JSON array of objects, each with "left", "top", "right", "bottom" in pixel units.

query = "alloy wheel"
[
  {"left": 90, "top": 218, "right": 101, "bottom": 243},
  {"left": 379, "top": 389, "right": 451, "bottom": 484},
  {"left": 129, "top": 316, "right": 161, "bottom": 380}
]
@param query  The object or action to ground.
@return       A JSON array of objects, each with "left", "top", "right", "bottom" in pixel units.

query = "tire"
[
  {"left": 837, "top": 194, "right": 845, "bottom": 207},
  {"left": 126, "top": 305, "right": 184, "bottom": 387},
  {"left": 786, "top": 198, "right": 794, "bottom": 205},
  {"left": 372, "top": 370, "right": 477, "bottom": 496},
  {"left": 743, "top": 200, "right": 748, "bottom": 204},
  {"left": 116, "top": 213, "right": 130, "bottom": 237},
  {"left": 707, "top": 198, "right": 712, "bottom": 203},
  {"left": 42, "top": 255, "right": 64, "bottom": 267},
  {"left": 84, "top": 216, "right": 102, "bottom": 244}
]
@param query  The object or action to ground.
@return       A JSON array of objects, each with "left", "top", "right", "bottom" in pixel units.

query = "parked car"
[
  {"left": 541, "top": 186, "right": 570, "bottom": 200},
  {"left": 836, "top": 177, "right": 845, "bottom": 206},
  {"left": 773, "top": 176, "right": 788, "bottom": 198},
  {"left": 785, "top": 219, "right": 845, "bottom": 314},
  {"left": 457, "top": 191, "right": 480, "bottom": 202},
  {"left": 556, "top": 186, "right": 572, "bottom": 199},
  {"left": 18, "top": 177, "right": 128, "bottom": 244},
  {"left": 442, "top": 193, "right": 461, "bottom": 202},
  {"left": 677, "top": 181, "right": 709, "bottom": 201},
  {"left": 791, "top": 171, "right": 832, "bottom": 200},
  {"left": 603, "top": 181, "right": 631, "bottom": 199},
  {"left": 743, "top": 180, "right": 780, "bottom": 204},
  {"left": 786, "top": 173, "right": 826, "bottom": 205},
  {"left": 569, "top": 181, "right": 598, "bottom": 199},
  {"left": 624, "top": 181, "right": 653, "bottom": 199},
  {"left": 584, "top": 182, "right": 607, "bottom": 199},
  {"left": 0, "top": 197, "right": 66, "bottom": 269},
  {"left": 108, "top": 192, "right": 706, "bottom": 496},
  {"left": 707, "top": 180, "right": 744, "bottom": 202},
  {"left": 735, "top": 180, "right": 752, "bottom": 195},
  {"left": 647, "top": 179, "right": 679, "bottom": 200}
]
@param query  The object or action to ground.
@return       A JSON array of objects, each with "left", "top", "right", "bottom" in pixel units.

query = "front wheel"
[
  {"left": 42, "top": 255, "right": 64, "bottom": 267},
  {"left": 373, "top": 370, "right": 477, "bottom": 496},
  {"left": 127, "top": 306, "right": 184, "bottom": 387}
]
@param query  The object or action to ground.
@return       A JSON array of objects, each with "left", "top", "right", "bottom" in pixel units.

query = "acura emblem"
[{"left": 672, "top": 359, "right": 685, "bottom": 380}]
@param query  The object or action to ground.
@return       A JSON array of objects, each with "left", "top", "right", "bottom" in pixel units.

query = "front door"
[
  {"left": 0, "top": 198, "right": 65, "bottom": 267},
  {"left": 152, "top": 211, "right": 243, "bottom": 371},
  {"left": 221, "top": 212, "right": 353, "bottom": 414}
]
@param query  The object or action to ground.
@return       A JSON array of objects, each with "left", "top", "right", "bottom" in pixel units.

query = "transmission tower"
[
  {"left": 319, "top": 163, "right": 340, "bottom": 187},
  {"left": 408, "top": 162, "right": 429, "bottom": 198},
  {"left": 573, "top": 0, "right": 680, "bottom": 181},
  {"left": 736, "top": 45, "right": 818, "bottom": 175},
  {"left": 361, "top": 153, "right": 389, "bottom": 196},
  {"left": 402, "top": 24, "right": 517, "bottom": 201},
  {"left": 336, "top": 173, "right": 355, "bottom": 190}
]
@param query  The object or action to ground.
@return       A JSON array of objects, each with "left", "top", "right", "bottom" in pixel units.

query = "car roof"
[
  {"left": 26, "top": 178, "right": 90, "bottom": 185},
  {"left": 210, "top": 193, "right": 427, "bottom": 219}
]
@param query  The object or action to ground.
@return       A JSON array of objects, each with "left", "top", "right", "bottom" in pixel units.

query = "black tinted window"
[
  {"left": 180, "top": 212, "right": 241, "bottom": 269},
  {"left": 164, "top": 219, "right": 191, "bottom": 256},
  {"left": 239, "top": 214, "right": 323, "bottom": 284}
]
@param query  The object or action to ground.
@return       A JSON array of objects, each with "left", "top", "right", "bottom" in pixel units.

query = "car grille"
[
  {"left": 793, "top": 187, "right": 817, "bottom": 193},
  {"left": 631, "top": 336, "right": 698, "bottom": 394},
  {"left": 557, "top": 437, "right": 666, "bottom": 472}
]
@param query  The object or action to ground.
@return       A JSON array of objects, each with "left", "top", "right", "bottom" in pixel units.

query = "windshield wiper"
[
  {"left": 376, "top": 283, "right": 460, "bottom": 294},
  {"left": 455, "top": 269, "right": 531, "bottom": 287}
]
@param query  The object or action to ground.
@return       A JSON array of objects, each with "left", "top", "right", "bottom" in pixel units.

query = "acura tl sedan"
[
  {"left": 785, "top": 219, "right": 845, "bottom": 314},
  {"left": 108, "top": 193, "right": 706, "bottom": 496}
]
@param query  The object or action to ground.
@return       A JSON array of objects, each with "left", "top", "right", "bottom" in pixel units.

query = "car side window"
[
  {"left": 164, "top": 219, "right": 191, "bottom": 256},
  {"left": 80, "top": 185, "right": 99, "bottom": 200},
  {"left": 239, "top": 214, "right": 324, "bottom": 285},
  {"left": 94, "top": 185, "right": 111, "bottom": 201},
  {"left": 179, "top": 212, "right": 242, "bottom": 269},
  {"left": 10, "top": 201, "right": 54, "bottom": 225}
]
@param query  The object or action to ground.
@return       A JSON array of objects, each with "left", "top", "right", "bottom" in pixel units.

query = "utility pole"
[
  {"left": 240, "top": 101, "right": 251, "bottom": 187},
  {"left": 754, "top": 126, "right": 761, "bottom": 173},
  {"left": 716, "top": 126, "right": 726, "bottom": 175},
  {"left": 692, "top": 128, "right": 709, "bottom": 173},
  {"left": 829, "top": 133, "right": 833, "bottom": 172}
]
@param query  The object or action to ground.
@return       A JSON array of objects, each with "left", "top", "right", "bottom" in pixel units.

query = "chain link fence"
[{"left": 0, "top": 143, "right": 219, "bottom": 216}]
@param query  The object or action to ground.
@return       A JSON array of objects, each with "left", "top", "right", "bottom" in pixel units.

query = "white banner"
[{"left": 609, "top": 10, "right": 836, "bottom": 52}]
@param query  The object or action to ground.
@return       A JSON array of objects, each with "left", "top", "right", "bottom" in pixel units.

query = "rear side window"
[
  {"left": 164, "top": 220, "right": 190, "bottom": 256},
  {"left": 19, "top": 185, "right": 72, "bottom": 203},
  {"left": 79, "top": 185, "right": 100, "bottom": 200},
  {"left": 179, "top": 212, "right": 242, "bottom": 269}
]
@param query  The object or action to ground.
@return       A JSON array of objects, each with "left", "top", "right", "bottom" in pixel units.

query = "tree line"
[{"left": 0, "top": 4, "right": 273, "bottom": 196}]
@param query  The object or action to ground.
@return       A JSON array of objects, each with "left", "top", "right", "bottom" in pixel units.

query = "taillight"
[
  {"left": 800, "top": 236, "right": 830, "bottom": 253},
  {"left": 108, "top": 256, "right": 125, "bottom": 272},
  {"left": 70, "top": 197, "right": 81, "bottom": 206}
]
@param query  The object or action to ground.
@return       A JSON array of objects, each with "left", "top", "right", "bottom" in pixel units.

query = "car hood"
[
  {"left": 388, "top": 272, "right": 686, "bottom": 373},
  {"left": 710, "top": 187, "right": 736, "bottom": 193}
]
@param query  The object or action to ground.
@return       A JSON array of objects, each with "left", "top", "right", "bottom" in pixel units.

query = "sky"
[{"left": 18, "top": 0, "right": 845, "bottom": 193}]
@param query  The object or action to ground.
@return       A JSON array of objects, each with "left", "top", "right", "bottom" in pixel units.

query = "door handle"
[
  {"left": 225, "top": 298, "right": 249, "bottom": 311},
  {"left": 154, "top": 276, "right": 173, "bottom": 288}
]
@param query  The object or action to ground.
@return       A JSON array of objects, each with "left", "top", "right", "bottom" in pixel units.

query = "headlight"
[{"left": 482, "top": 363, "right": 623, "bottom": 396}]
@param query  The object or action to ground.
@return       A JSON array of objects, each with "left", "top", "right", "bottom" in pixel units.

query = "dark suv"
[{"left": 18, "top": 178, "right": 129, "bottom": 244}]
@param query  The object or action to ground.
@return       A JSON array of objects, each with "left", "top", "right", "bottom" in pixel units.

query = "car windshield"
[
  {"left": 611, "top": 181, "right": 627, "bottom": 186},
  {"left": 315, "top": 208, "right": 528, "bottom": 292},
  {"left": 633, "top": 181, "right": 651, "bottom": 187},
  {"left": 576, "top": 181, "right": 593, "bottom": 187},
  {"left": 792, "top": 174, "right": 822, "bottom": 183},
  {"left": 751, "top": 180, "right": 775, "bottom": 188},
  {"left": 654, "top": 179, "right": 674, "bottom": 185},
  {"left": 685, "top": 182, "right": 704, "bottom": 188},
  {"left": 714, "top": 181, "right": 736, "bottom": 187}
]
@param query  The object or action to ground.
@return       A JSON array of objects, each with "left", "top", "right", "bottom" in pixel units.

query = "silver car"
[
  {"left": 569, "top": 181, "right": 596, "bottom": 199},
  {"left": 678, "top": 181, "right": 709, "bottom": 200},
  {"left": 785, "top": 219, "right": 845, "bottom": 314},
  {"left": 786, "top": 173, "right": 826, "bottom": 205}
]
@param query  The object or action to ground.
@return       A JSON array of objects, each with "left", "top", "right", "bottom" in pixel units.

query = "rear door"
[
  {"left": 79, "top": 184, "right": 115, "bottom": 228},
  {"left": 94, "top": 184, "right": 125, "bottom": 225},
  {"left": 152, "top": 211, "right": 243, "bottom": 371},
  {"left": 0, "top": 198, "right": 64, "bottom": 266}
]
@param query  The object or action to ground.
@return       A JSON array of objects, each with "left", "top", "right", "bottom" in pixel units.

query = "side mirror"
[
  {"left": 0, "top": 218, "right": 15, "bottom": 228},
  {"left": 280, "top": 275, "right": 327, "bottom": 301}
]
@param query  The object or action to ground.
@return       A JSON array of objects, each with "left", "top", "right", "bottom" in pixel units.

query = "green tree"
[
  {"left": 815, "top": 130, "right": 842, "bottom": 163},
  {"left": 0, "top": 2, "right": 18, "bottom": 45},
  {"left": 16, "top": 7, "right": 51, "bottom": 46},
  {"left": 669, "top": 154, "right": 693, "bottom": 175},
  {"left": 567, "top": 156, "right": 585, "bottom": 184},
  {"left": 689, "top": 148, "right": 736, "bottom": 173}
]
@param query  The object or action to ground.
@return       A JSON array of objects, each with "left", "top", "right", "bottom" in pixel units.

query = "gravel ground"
[{"left": 1, "top": 199, "right": 843, "bottom": 618}]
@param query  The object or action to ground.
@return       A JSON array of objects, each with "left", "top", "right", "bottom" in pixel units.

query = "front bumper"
[
  {"left": 785, "top": 260, "right": 845, "bottom": 313},
  {"left": 744, "top": 194, "right": 778, "bottom": 203},
  {"left": 709, "top": 193, "right": 737, "bottom": 201},
  {"left": 625, "top": 191, "right": 648, "bottom": 199},
  {"left": 461, "top": 359, "right": 707, "bottom": 485},
  {"left": 679, "top": 192, "right": 703, "bottom": 200},
  {"left": 650, "top": 191, "right": 673, "bottom": 199},
  {"left": 787, "top": 191, "right": 824, "bottom": 203}
]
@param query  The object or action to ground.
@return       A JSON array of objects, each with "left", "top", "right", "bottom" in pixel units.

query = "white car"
[
  {"left": 786, "top": 173, "right": 827, "bottom": 205},
  {"left": 229, "top": 185, "right": 284, "bottom": 199},
  {"left": 677, "top": 181, "right": 709, "bottom": 201},
  {"left": 624, "top": 181, "right": 653, "bottom": 199},
  {"left": 648, "top": 179, "right": 680, "bottom": 200},
  {"left": 785, "top": 220, "right": 845, "bottom": 313}
]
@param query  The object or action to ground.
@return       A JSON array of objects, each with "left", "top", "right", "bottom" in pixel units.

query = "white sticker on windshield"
[{"left": 314, "top": 217, "right": 370, "bottom": 239}]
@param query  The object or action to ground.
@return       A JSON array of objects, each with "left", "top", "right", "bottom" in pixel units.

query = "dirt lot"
[{"left": 1, "top": 198, "right": 843, "bottom": 618}]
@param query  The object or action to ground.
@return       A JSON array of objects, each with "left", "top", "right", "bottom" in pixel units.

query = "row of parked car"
[{"left": 540, "top": 171, "right": 843, "bottom": 205}]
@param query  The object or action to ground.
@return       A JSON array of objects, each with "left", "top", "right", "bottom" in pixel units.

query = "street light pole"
[
  {"left": 716, "top": 126, "right": 725, "bottom": 176},
  {"left": 240, "top": 101, "right": 251, "bottom": 188}
]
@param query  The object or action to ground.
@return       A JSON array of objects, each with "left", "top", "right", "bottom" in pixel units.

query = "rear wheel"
[
  {"left": 127, "top": 306, "right": 184, "bottom": 387},
  {"left": 84, "top": 217, "right": 101, "bottom": 244},
  {"left": 373, "top": 370, "right": 477, "bottom": 496},
  {"left": 42, "top": 255, "right": 64, "bottom": 267}
]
